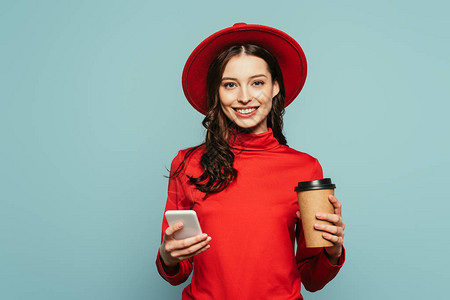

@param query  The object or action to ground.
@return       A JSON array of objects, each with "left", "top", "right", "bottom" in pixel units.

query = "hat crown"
[{"left": 233, "top": 22, "right": 247, "bottom": 27}]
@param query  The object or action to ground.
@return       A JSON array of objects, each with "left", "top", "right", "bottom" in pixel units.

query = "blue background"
[{"left": 1, "top": 0, "right": 449, "bottom": 299}]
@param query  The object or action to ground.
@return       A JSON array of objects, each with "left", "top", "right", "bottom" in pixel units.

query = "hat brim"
[{"left": 182, "top": 23, "right": 307, "bottom": 115}]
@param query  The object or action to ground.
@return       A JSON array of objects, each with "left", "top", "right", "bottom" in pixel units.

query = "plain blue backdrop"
[{"left": 1, "top": 0, "right": 449, "bottom": 299}]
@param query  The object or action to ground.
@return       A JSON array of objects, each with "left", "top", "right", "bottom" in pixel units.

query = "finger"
[
  {"left": 171, "top": 233, "right": 210, "bottom": 251},
  {"left": 178, "top": 244, "right": 211, "bottom": 261},
  {"left": 314, "top": 223, "right": 344, "bottom": 236},
  {"left": 172, "top": 236, "right": 212, "bottom": 259},
  {"left": 316, "top": 212, "right": 341, "bottom": 224},
  {"left": 164, "top": 222, "right": 184, "bottom": 240},
  {"left": 328, "top": 195, "right": 342, "bottom": 216},
  {"left": 322, "top": 232, "right": 344, "bottom": 245}
]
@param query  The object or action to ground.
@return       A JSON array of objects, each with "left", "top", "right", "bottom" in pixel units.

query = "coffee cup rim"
[{"left": 295, "top": 178, "right": 336, "bottom": 192}]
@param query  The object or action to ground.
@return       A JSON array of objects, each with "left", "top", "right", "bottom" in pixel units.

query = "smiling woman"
[
  {"left": 156, "top": 23, "right": 346, "bottom": 300},
  {"left": 219, "top": 51, "right": 280, "bottom": 134},
  {"left": 209, "top": 43, "right": 285, "bottom": 140}
]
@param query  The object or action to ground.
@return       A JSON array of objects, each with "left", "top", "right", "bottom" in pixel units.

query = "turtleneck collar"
[{"left": 229, "top": 127, "right": 280, "bottom": 151}]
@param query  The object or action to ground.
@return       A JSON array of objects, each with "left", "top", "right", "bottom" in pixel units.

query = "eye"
[
  {"left": 223, "top": 82, "right": 236, "bottom": 88},
  {"left": 253, "top": 80, "right": 264, "bottom": 86}
]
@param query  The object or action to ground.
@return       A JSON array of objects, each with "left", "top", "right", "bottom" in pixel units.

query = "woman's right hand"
[{"left": 159, "top": 222, "right": 212, "bottom": 268}]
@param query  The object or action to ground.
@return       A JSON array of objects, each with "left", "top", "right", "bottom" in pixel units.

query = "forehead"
[{"left": 222, "top": 54, "right": 270, "bottom": 77}]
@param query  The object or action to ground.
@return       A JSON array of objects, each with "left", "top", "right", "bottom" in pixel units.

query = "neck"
[{"left": 229, "top": 127, "right": 280, "bottom": 151}]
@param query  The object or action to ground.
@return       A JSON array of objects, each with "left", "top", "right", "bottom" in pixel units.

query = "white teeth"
[{"left": 235, "top": 108, "right": 257, "bottom": 114}]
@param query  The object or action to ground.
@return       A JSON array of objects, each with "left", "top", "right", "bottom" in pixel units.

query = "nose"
[{"left": 237, "top": 86, "right": 252, "bottom": 104}]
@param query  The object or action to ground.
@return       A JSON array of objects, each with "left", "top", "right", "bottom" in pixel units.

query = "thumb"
[
  {"left": 296, "top": 211, "right": 301, "bottom": 218},
  {"left": 164, "top": 222, "right": 184, "bottom": 240}
]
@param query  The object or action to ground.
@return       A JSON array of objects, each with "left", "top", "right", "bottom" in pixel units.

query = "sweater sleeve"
[
  {"left": 155, "top": 150, "right": 194, "bottom": 285},
  {"left": 295, "top": 158, "right": 345, "bottom": 292}
]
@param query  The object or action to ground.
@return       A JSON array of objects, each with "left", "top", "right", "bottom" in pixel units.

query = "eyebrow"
[{"left": 221, "top": 74, "right": 267, "bottom": 81}]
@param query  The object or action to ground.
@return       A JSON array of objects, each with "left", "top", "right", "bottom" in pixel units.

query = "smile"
[{"left": 233, "top": 107, "right": 258, "bottom": 114}]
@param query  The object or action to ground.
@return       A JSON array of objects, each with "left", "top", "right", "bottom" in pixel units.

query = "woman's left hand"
[{"left": 314, "top": 194, "right": 345, "bottom": 263}]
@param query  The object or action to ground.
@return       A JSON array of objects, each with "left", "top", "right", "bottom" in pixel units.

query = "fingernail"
[
  {"left": 202, "top": 233, "right": 207, "bottom": 238},
  {"left": 316, "top": 213, "right": 323, "bottom": 218}
]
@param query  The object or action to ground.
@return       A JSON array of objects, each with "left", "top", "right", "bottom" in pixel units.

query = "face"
[{"left": 219, "top": 54, "right": 280, "bottom": 134}]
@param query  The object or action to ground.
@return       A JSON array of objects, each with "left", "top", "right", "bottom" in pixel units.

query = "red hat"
[{"left": 182, "top": 22, "right": 307, "bottom": 115}]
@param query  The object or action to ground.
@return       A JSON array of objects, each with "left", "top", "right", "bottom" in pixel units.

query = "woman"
[{"left": 156, "top": 23, "right": 345, "bottom": 299}]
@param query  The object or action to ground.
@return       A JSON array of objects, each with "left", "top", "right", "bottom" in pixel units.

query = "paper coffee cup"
[{"left": 295, "top": 178, "right": 336, "bottom": 248}]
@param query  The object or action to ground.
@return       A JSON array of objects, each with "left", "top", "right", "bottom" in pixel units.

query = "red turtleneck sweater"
[{"left": 156, "top": 128, "right": 345, "bottom": 299}]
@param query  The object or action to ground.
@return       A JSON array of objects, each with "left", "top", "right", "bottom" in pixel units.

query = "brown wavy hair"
[{"left": 170, "top": 44, "right": 287, "bottom": 197}]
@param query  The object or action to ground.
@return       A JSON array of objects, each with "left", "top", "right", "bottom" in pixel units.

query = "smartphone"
[{"left": 165, "top": 210, "right": 203, "bottom": 240}]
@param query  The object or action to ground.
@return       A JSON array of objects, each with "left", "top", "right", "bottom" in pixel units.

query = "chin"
[{"left": 234, "top": 120, "right": 258, "bottom": 129}]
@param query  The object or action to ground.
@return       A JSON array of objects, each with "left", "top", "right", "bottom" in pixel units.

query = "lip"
[{"left": 232, "top": 106, "right": 259, "bottom": 118}]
